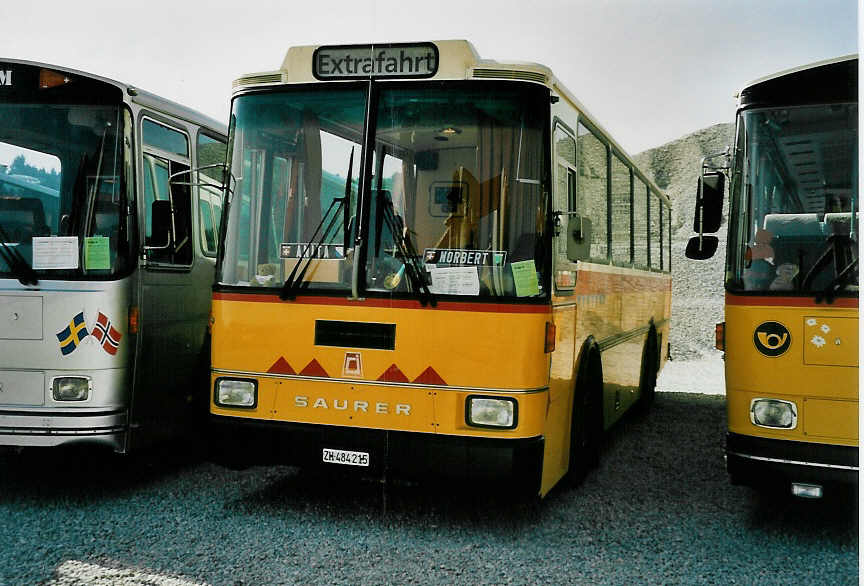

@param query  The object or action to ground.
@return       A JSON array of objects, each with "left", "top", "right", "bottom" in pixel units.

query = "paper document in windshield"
[
  {"left": 32, "top": 236, "right": 79, "bottom": 270},
  {"left": 428, "top": 266, "right": 480, "bottom": 295}
]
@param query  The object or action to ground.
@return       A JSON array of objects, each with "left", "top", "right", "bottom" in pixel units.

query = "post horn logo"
[{"left": 753, "top": 321, "right": 791, "bottom": 357}]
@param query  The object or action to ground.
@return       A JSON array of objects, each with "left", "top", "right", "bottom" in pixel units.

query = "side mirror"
[
  {"left": 693, "top": 172, "right": 724, "bottom": 234},
  {"left": 146, "top": 200, "right": 172, "bottom": 251},
  {"left": 685, "top": 235, "right": 718, "bottom": 259},
  {"left": 566, "top": 215, "right": 592, "bottom": 261}
]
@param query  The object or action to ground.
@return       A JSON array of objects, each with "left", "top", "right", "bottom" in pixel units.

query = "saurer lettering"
[{"left": 294, "top": 396, "right": 411, "bottom": 415}]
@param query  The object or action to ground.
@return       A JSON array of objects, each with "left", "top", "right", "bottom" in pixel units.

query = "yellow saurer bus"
[
  {"left": 210, "top": 41, "right": 671, "bottom": 497},
  {"left": 686, "top": 55, "right": 858, "bottom": 498}
]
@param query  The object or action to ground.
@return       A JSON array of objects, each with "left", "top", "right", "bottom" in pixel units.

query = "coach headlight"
[
  {"left": 215, "top": 378, "right": 257, "bottom": 408},
  {"left": 750, "top": 398, "right": 797, "bottom": 429},
  {"left": 466, "top": 396, "right": 517, "bottom": 429},
  {"left": 51, "top": 376, "right": 91, "bottom": 401}
]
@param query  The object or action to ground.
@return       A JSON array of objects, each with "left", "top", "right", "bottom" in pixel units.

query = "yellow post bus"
[
  {"left": 210, "top": 41, "right": 671, "bottom": 497},
  {"left": 686, "top": 55, "right": 858, "bottom": 498}
]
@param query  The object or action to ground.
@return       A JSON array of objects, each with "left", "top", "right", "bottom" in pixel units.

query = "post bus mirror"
[
  {"left": 685, "top": 235, "right": 718, "bottom": 259},
  {"left": 693, "top": 172, "right": 724, "bottom": 234},
  {"left": 566, "top": 215, "right": 592, "bottom": 261},
  {"left": 145, "top": 200, "right": 172, "bottom": 251}
]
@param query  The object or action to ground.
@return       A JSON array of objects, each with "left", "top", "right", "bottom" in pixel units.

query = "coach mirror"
[
  {"left": 566, "top": 214, "right": 592, "bottom": 261},
  {"left": 693, "top": 172, "right": 724, "bottom": 233},
  {"left": 686, "top": 235, "right": 719, "bottom": 260},
  {"left": 686, "top": 171, "right": 724, "bottom": 260}
]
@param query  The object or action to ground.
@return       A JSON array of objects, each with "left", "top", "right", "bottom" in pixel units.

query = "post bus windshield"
[
  {"left": 220, "top": 81, "right": 550, "bottom": 300},
  {"left": 0, "top": 69, "right": 129, "bottom": 281},
  {"left": 727, "top": 103, "right": 858, "bottom": 298}
]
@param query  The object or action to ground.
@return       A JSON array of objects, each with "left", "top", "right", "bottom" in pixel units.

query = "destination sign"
[
  {"left": 313, "top": 43, "right": 439, "bottom": 80},
  {"left": 423, "top": 248, "right": 507, "bottom": 267},
  {"left": 280, "top": 243, "right": 345, "bottom": 259}
]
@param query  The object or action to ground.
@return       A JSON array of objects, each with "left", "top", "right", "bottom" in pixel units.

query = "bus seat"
[
  {"left": 763, "top": 213, "right": 822, "bottom": 238},
  {"left": 93, "top": 200, "right": 120, "bottom": 239},
  {"left": 824, "top": 212, "right": 855, "bottom": 235},
  {"left": 0, "top": 197, "right": 47, "bottom": 242}
]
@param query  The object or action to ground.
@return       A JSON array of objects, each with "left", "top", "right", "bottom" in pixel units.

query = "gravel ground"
[{"left": 0, "top": 381, "right": 856, "bottom": 585}]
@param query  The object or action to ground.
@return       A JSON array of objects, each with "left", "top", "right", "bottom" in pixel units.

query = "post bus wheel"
[
  {"left": 637, "top": 332, "right": 658, "bottom": 412},
  {"left": 566, "top": 349, "right": 603, "bottom": 487}
]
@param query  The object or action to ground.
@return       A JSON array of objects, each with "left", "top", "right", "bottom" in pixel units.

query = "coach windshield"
[
  {"left": 727, "top": 103, "right": 858, "bottom": 299},
  {"left": 219, "top": 81, "right": 550, "bottom": 300},
  {"left": 0, "top": 65, "right": 131, "bottom": 282}
]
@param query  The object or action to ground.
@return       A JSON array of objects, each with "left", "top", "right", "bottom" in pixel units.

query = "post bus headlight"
[
  {"left": 466, "top": 396, "right": 517, "bottom": 429},
  {"left": 51, "top": 376, "right": 91, "bottom": 401},
  {"left": 214, "top": 378, "right": 257, "bottom": 408},
  {"left": 750, "top": 398, "right": 797, "bottom": 429}
]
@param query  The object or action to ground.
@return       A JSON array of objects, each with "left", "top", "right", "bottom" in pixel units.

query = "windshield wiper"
[
  {"left": 373, "top": 190, "right": 436, "bottom": 307},
  {"left": 279, "top": 148, "right": 354, "bottom": 301},
  {"left": 802, "top": 234, "right": 855, "bottom": 302},
  {"left": 815, "top": 257, "right": 858, "bottom": 304},
  {"left": 0, "top": 223, "right": 38, "bottom": 286}
]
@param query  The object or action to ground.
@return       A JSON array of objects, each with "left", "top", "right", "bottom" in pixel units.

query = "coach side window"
[
  {"left": 633, "top": 176, "right": 648, "bottom": 267},
  {"left": 554, "top": 126, "right": 577, "bottom": 257},
  {"left": 611, "top": 153, "right": 631, "bottom": 264},
  {"left": 576, "top": 123, "right": 607, "bottom": 261},
  {"left": 650, "top": 192, "right": 662, "bottom": 270},
  {"left": 197, "top": 132, "right": 227, "bottom": 257},
  {"left": 663, "top": 204, "right": 672, "bottom": 272},
  {"left": 142, "top": 118, "right": 192, "bottom": 265}
]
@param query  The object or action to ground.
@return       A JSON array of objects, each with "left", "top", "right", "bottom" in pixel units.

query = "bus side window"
[
  {"left": 576, "top": 122, "right": 606, "bottom": 261},
  {"left": 142, "top": 118, "right": 192, "bottom": 266},
  {"left": 197, "top": 132, "right": 227, "bottom": 258}
]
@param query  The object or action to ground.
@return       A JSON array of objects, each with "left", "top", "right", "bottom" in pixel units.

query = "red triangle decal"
[
  {"left": 377, "top": 364, "right": 409, "bottom": 383},
  {"left": 300, "top": 358, "right": 330, "bottom": 378},
  {"left": 412, "top": 366, "right": 447, "bottom": 386},
  {"left": 267, "top": 357, "right": 295, "bottom": 374}
]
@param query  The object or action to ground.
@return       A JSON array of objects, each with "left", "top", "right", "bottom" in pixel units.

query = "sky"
[{"left": 0, "top": 0, "right": 858, "bottom": 156}]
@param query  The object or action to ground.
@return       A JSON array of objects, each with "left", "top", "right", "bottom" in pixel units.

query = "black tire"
[
  {"left": 637, "top": 333, "right": 658, "bottom": 412},
  {"left": 565, "top": 349, "right": 602, "bottom": 487}
]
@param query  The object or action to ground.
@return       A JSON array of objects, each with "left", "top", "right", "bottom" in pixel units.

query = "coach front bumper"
[
  {"left": 0, "top": 409, "right": 128, "bottom": 451},
  {"left": 726, "top": 432, "right": 858, "bottom": 489},
  {"left": 209, "top": 415, "right": 544, "bottom": 494}
]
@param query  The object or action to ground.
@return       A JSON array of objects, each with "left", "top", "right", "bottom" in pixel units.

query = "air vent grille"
[
  {"left": 472, "top": 68, "right": 547, "bottom": 83},
  {"left": 233, "top": 73, "right": 284, "bottom": 88}
]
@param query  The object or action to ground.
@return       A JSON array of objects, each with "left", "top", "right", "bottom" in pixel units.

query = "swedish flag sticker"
[{"left": 56, "top": 312, "right": 89, "bottom": 356}]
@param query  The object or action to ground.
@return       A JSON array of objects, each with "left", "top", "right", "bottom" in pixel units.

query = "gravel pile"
[
  {"left": 0, "top": 392, "right": 855, "bottom": 585},
  {"left": 633, "top": 123, "right": 735, "bottom": 360}
]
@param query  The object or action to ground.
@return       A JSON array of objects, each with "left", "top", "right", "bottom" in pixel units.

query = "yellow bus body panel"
[
  {"left": 211, "top": 297, "right": 550, "bottom": 391},
  {"left": 725, "top": 302, "right": 858, "bottom": 446}
]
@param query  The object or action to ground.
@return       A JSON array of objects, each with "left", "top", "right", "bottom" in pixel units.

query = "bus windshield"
[
  {"left": 728, "top": 103, "right": 858, "bottom": 297},
  {"left": 0, "top": 103, "right": 129, "bottom": 280},
  {"left": 220, "top": 81, "right": 550, "bottom": 300}
]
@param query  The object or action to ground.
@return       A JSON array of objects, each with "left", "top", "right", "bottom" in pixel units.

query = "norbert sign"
[{"left": 313, "top": 43, "right": 439, "bottom": 80}]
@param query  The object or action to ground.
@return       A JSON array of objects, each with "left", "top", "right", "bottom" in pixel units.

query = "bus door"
[{"left": 132, "top": 115, "right": 210, "bottom": 445}]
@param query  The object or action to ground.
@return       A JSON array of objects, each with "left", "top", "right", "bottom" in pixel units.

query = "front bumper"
[
  {"left": 0, "top": 409, "right": 128, "bottom": 451},
  {"left": 726, "top": 432, "right": 858, "bottom": 488},
  {"left": 209, "top": 415, "right": 544, "bottom": 495}
]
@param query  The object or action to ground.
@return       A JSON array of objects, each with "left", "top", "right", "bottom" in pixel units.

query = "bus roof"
[
  {"left": 0, "top": 57, "right": 227, "bottom": 135},
  {"left": 735, "top": 53, "right": 858, "bottom": 106}
]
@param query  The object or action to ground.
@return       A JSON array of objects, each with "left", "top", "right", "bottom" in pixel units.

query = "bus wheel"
[
  {"left": 637, "top": 333, "right": 658, "bottom": 412},
  {"left": 566, "top": 351, "right": 602, "bottom": 487}
]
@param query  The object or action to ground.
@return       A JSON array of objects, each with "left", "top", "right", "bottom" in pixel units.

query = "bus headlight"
[
  {"left": 466, "top": 396, "right": 517, "bottom": 429},
  {"left": 51, "top": 376, "right": 91, "bottom": 401},
  {"left": 750, "top": 398, "right": 797, "bottom": 429},
  {"left": 214, "top": 378, "right": 257, "bottom": 408}
]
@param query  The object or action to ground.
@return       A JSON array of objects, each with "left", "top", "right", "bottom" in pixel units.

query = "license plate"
[{"left": 322, "top": 448, "right": 370, "bottom": 467}]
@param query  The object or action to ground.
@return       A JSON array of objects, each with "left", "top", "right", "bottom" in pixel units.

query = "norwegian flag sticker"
[{"left": 91, "top": 311, "right": 123, "bottom": 356}]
